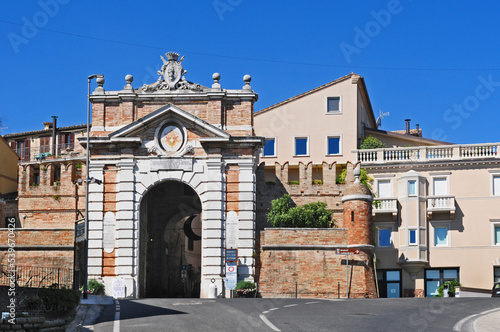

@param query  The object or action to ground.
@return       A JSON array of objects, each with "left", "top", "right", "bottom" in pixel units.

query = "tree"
[
  {"left": 359, "top": 136, "right": 386, "bottom": 149},
  {"left": 267, "top": 194, "right": 334, "bottom": 228}
]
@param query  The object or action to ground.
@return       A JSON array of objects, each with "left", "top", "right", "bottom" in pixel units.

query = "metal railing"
[
  {"left": 12, "top": 143, "right": 83, "bottom": 163},
  {"left": 0, "top": 265, "right": 73, "bottom": 288},
  {"left": 356, "top": 143, "right": 499, "bottom": 164}
]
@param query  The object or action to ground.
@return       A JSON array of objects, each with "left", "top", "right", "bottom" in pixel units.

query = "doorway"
[
  {"left": 139, "top": 180, "right": 202, "bottom": 298},
  {"left": 377, "top": 270, "right": 402, "bottom": 298}
]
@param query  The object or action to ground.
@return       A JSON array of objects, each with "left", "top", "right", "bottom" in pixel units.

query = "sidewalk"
[
  {"left": 66, "top": 295, "right": 114, "bottom": 332},
  {"left": 471, "top": 308, "right": 500, "bottom": 332}
]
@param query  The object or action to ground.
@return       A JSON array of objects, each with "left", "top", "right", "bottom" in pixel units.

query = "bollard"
[
  {"left": 455, "top": 287, "right": 461, "bottom": 298},
  {"left": 208, "top": 281, "right": 217, "bottom": 299},
  {"left": 295, "top": 282, "right": 298, "bottom": 298},
  {"left": 338, "top": 282, "right": 340, "bottom": 299}
]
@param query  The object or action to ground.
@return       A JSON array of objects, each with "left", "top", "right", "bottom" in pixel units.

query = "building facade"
[{"left": 255, "top": 73, "right": 500, "bottom": 297}]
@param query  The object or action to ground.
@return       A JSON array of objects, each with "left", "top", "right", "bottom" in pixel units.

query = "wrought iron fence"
[{"left": 0, "top": 265, "right": 73, "bottom": 289}]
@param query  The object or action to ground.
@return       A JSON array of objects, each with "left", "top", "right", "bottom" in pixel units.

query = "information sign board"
[
  {"left": 226, "top": 262, "right": 237, "bottom": 290},
  {"left": 225, "top": 249, "right": 238, "bottom": 262},
  {"left": 336, "top": 248, "right": 361, "bottom": 255}
]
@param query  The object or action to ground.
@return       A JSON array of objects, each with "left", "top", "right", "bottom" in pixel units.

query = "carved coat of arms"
[
  {"left": 142, "top": 52, "right": 204, "bottom": 92},
  {"left": 160, "top": 124, "right": 184, "bottom": 152}
]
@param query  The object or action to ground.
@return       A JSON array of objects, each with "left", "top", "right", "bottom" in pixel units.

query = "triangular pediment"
[{"left": 109, "top": 104, "right": 230, "bottom": 139}]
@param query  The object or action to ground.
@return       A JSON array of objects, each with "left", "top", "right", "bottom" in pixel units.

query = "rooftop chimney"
[
  {"left": 405, "top": 119, "right": 411, "bottom": 135},
  {"left": 416, "top": 124, "right": 420, "bottom": 136},
  {"left": 52, "top": 116, "right": 57, "bottom": 156}
]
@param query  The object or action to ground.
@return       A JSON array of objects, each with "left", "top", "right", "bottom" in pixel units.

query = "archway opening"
[{"left": 139, "top": 180, "right": 202, "bottom": 298}]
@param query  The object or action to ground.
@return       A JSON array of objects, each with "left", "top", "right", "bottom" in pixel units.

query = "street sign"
[
  {"left": 226, "top": 262, "right": 237, "bottom": 290},
  {"left": 336, "top": 248, "right": 361, "bottom": 255},
  {"left": 225, "top": 249, "right": 238, "bottom": 262}
]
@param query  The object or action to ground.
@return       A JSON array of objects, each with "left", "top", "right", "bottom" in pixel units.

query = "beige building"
[
  {"left": 0, "top": 136, "right": 18, "bottom": 196},
  {"left": 255, "top": 73, "right": 500, "bottom": 297}
]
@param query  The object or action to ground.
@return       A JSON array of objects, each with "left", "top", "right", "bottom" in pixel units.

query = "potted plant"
[{"left": 236, "top": 281, "right": 256, "bottom": 298}]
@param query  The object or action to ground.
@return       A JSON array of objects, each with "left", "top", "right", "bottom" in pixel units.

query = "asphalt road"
[{"left": 93, "top": 297, "right": 500, "bottom": 332}]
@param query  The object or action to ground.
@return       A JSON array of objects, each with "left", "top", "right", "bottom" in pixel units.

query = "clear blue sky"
[{"left": 1, "top": 0, "right": 500, "bottom": 144}]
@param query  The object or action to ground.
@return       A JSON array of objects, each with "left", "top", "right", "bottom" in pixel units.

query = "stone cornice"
[
  {"left": 90, "top": 89, "right": 258, "bottom": 103},
  {"left": 363, "top": 159, "right": 500, "bottom": 171}
]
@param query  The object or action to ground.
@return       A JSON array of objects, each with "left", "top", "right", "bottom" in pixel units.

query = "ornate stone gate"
[{"left": 82, "top": 53, "right": 262, "bottom": 298}]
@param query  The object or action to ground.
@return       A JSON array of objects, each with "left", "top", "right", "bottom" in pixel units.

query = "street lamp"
[{"left": 83, "top": 74, "right": 103, "bottom": 299}]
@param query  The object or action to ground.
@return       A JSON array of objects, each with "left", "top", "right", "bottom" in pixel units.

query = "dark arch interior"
[{"left": 139, "top": 180, "right": 202, "bottom": 298}]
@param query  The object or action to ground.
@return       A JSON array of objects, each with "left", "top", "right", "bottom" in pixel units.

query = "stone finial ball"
[
  {"left": 125, "top": 74, "right": 134, "bottom": 84},
  {"left": 212, "top": 72, "right": 220, "bottom": 81},
  {"left": 96, "top": 76, "right": 105, "bottom": 86},
  {"left": 354, "top": 166, "right": 361, "bottom": 177},
  {"left": 243, "top": 74, "right": 251, "bottom": 83}
]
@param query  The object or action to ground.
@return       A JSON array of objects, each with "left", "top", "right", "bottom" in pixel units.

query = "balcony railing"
[
  {"left": 13, "top": 144, "right": 83, "bottom": 163},
  {"left": 356, "top": 143, "right": 499, "bottom": 164},
  {"left": 372, "top": 197, "right": 398, "bottom": 220},
  {"left": 427, "top": 195, "right": 456, "bottom": 218}
]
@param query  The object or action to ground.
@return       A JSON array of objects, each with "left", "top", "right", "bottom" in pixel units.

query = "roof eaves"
[{"left": 255, "top": 74, "right": 354, "bottom": 116}]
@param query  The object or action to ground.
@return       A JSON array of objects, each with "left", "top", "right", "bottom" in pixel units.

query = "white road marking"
[
  {"left": 259, "top": 314, "right": 281, "bottom": 332},
  {"left": 284, "top": 304, "right": 298, "bottom": 308},
  {"left": 113, "top": 299, "right": 120, "bottom": 332},
  {"left": 172, "top": 301, "right": 203, "bottom": 306},
  {"left": 454, "top": 307, "right": 500, "bottom": 331},
  {"left": 305, "top": 301, "right": 320, "bottom": 304},
  {"left": 269, "top": 307, "right": 279, "bottom": 311}
]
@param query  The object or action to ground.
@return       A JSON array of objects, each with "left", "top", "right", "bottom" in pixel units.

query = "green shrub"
[
  {"left": 22, "top": 297, "right": 43, "bottom": 310},
  {"left": 437, "top": 280, "right": 461, "bottom": 297},
  {"left": 336, "top": 168, "right": 373, "bottom": 191},
  {"left": 312, "top": 179, "right": 323, "bottom": 185},
  {"left": 38, "top": 284, "right": 80, "bottom": 311},
  {"left": 236, "top": 280, "right": 255, "bottom": 290},
  {"left": 359, "top": 136, "right": 386, "bottom": 149},
  {"left": 267, "top": 195, "right": 333, "bottom": 228},
  {"left": 87, "top": 279, "right": 105, "bottom": 295},
  {"left": 288, "top": 180, "right": 300, "bottom": 185}
]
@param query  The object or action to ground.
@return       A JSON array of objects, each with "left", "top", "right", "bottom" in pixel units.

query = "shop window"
[
  {"left": 425, "top": 268, "right": 459, "bottom": 297},
  {"left": 494, "top": 267, "right": 500, "bottom": 283},
  {"left": 377, "top": 270, "right": 401, "bottom": 298}
]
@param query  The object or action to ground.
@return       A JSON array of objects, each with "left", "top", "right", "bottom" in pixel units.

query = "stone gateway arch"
[{"left": 82, "top": 55, "right": 262, "bottom": 298}]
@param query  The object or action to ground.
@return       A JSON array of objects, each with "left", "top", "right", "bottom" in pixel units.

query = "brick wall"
[{"left": 259, "top": 229, "right": 377, "bottom": 298}]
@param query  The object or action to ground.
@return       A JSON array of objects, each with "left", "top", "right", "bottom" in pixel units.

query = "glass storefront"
[{"left": 425, "top": 268, "right": 459, "bottom": 297}]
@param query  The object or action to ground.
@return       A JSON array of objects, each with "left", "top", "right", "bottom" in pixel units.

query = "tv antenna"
[{"left": 376, "top": 109, "right": 390, "bottom": 129}]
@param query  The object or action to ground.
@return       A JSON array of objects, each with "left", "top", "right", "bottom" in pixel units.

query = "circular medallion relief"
[{"left": 160, "top": 124, "right": 184, "bottom": 152}]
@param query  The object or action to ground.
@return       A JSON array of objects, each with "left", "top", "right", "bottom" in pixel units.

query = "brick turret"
[{"left": 341, "top": 166, "right": 377, "bottom": 298}]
